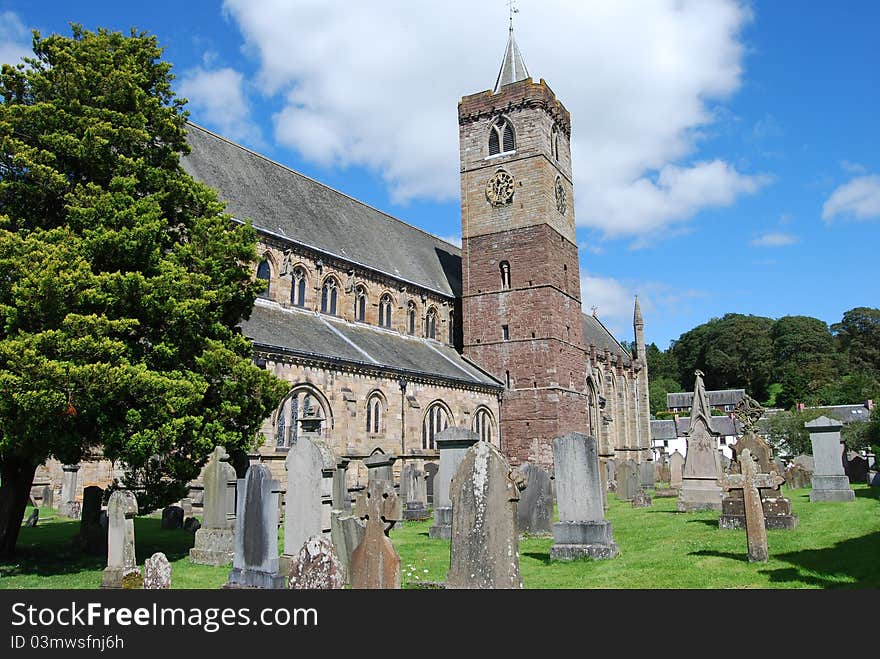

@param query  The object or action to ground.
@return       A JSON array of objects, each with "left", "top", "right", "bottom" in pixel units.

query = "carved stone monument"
[
  {"left": 350, "top": 480, "right": 402, "bottom": 589},
  {"left": 428, "top": 427, "right": 479, "bottom": 540},
  {"left": 400, "top": 461, "right": 430, "bottom": 521},
  {"left": 515, "top": 462, "right": 553, "bottom": 535},
  {"left": 101, "top": 490, "right": 142, "bottom": 589},
  {"left": 288, "top": 535, "right": 346, "bottom": 590},
  {"left": 190, "top": 445, "right": 237, "bottom": 566},
  {"left": 677, "top": 370, "right": 723, "bottom": 512},
  {"left": 805, "top": 416, "right": 855, "bottom": 502}
]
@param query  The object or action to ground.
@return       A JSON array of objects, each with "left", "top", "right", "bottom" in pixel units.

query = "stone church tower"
[{"left": 459, "top": 24, "right": 589, "bottom": 468}]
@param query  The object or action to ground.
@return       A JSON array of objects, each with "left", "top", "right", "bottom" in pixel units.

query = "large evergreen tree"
[{"left": 0, "top": 26, "right": 288, "bottom": 556}]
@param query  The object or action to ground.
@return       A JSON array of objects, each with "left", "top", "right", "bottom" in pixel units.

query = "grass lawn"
[{"left": 2, "top": 484, "right": 878, "bottom": 589}]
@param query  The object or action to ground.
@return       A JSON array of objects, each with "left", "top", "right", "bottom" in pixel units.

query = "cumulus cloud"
[
  {"left": 750, "top": 232, "right": 799, "bottom": 247},
  {"left": 0, "top": 11, "right": 32, "bottom": 67},
  {"left": 178, "top": 66, "right": 261, "bottom": 146},
  {"left": 822, "top": 175, "right": 880, "bottom": 222},
  {"left": 222, "top": 0, "right": 763, "bottom": 236}
]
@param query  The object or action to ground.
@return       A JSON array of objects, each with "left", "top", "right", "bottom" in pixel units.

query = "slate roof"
[
  {"left": 240, "top": 301, "right": 501, "bottom": 389},
  {"left": 650, "top": 416, "right": 742, "bottom": 440},
  {"left": 582, "top": 314, "right": 632, "bottom": 366},
  {"left": 650, "top": 419, "right": 677, "bottom": 441},
  {"left": 666, "top": 389, "right": 746, "bottom": 409},
  {"left": 181, "top": 122, "right": 462, "bottom": 297}
]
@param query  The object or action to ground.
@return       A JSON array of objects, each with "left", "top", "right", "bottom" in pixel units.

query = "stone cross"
[
  {"left": 101, "top": 490, "right": 142, "bottom": 589},
  {"left": 717, "top": 449, "right": 784, "bottom": 562},
  {"left": 349, "top": 480, "right": 402, "bottom": 589}
]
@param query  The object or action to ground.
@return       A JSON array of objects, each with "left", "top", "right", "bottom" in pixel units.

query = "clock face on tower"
[{"left": 486, "top": 170, "right": 515, "bottom": 206}]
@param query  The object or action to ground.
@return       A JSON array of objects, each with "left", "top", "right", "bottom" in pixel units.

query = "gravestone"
[
  {"left": 424, "top": 462, "right": 438, "bottom": 506},
  {"left": 350, "top": 480, "right": 402, "bottom": 589},
  {"left": 76, "top": 485, "right": 107, "bottom": 555},
  {"left": 179, "top": 498, "right": 193, "bottom": 519},
  {"left": 677, "top": 371, "right": 723, "bottom": 511},
  {"left": 515, "top": 462, "right": 553, "bottom": 535},
  {"left": 639, "top": 460, "right": 655, "bottom": 488},
  {"left": 428, "top": 427, "right": 479, "bottom": 540},
  {"left": 605, "top": 458, "right": 617, "bottom": 493},
  {"left": 60, "top": 464, "right": 81, "bottom": 518},
  {"left": 161, "top": 505, "right": 184, "bottom": 530},
  {"left": 225, "top": 464, "right": 286, "bottom": 589},
  {"left": 785, "top": 463, "right": 813, "bottom": 489},
  {"left": 190, "top": 445, "right": 237, "bottom": 566},
  {"left": 616, "top": 460, "right": 640, "bottom": 502},
  {"left": 846, "top": 453, "right": 868, "bottom": 484},
  {"left": 720, "top": 454, "right": 732, "bottom": 472},
  {"left": 719, "top": 429, "right": 797, "bottom": 530},
  {"left": 364, "top": 449, "right": 396, "bottom": 484},
  {"left": 446, "top": 441, "right": 523, "bottom": 588},
  {"left": 183, "top": 517, "right": 201, "bottom": 532},
  {"left": 281, "top": 429, "right": 336, "bottom": 575},
  {"left": 144, "top": 552, "right": 172, "bottom": 589},
  {"left": 400, "top": 462, "right": 430, "bottom": 521},
  {"left": 793, "top": 454, "right": 815, "bottom": 472},
  {"left": 331, "top": 456, "right": 352, "bottom": 513},
  {"left": 717, "top": 449, "right": 784, "bottom": 562},
  {"left": 656, "top": 462, "right": 671, "bottom": 485},
  {"left": 805, "top": 416, "right": 854, "bottom": 502},
  {"left": 24, "top": 509, "right": 38, "bottom": 527},
  {"left": 550, "top": 433, "right": 618, "bottom": 561},
  {"left": 330, "top": 510, "right": 365, "bottom": 577},
  {"left": 40, "top": 485, "right": 54, "bottom": 509},
  {"left": 101, "top": 490, "right": 142, "bottom": 589},
  {"left": 631, "top": 488, "right": 652, "bottom": 508},
  {"left": 288, "top": 535, "right": 346, "bottom": 590},
  {"left": 669, "top": 450, "right": 685, "bottom": 489}
]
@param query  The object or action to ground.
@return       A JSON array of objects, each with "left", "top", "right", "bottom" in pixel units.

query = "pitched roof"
[
  {"left": 666, "top": 389, "right": 746, "bottom": 409},
  {"left": 676, "top": 416, "right": 742, "bottom": 437},
  {"left": 240, "top": 301, "right": 501, "bottom": 389},
  {"left": 493, "top": 26, "right": 530, "bottom": 93},
  {"left": 181, "top": 122, "right": 462, "bottom": 297},
  {"left": 650, "top": 419, "right": 677, "bottom": 441},
  {"left": 582, "top": 313, "right": 632, "bottom": 366}
]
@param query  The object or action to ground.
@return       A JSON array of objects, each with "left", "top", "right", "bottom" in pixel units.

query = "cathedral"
[{"left": 36, "top": 24, "right": 652, "bottom": 497}]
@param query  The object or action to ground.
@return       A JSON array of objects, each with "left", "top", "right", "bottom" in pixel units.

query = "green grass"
[{"left": 2, "top": 485, "right": 879, "bottom": 589}]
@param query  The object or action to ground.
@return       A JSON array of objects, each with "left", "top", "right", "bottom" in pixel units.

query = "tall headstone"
[
  {"left": 845, "top": 453, "right": 869, "bottom": 484},
  {"left": 400, "top": 461, "right": 430, "bottom": 521},
  {"left": 717, "top": 450, "right": 784, "bottom": 562},
  {"left": 446, "top": 441, "right": 523, "bottom": 589},
  {"left": 616, "top": 460, "right": 640, "bottom": 502},
  {"left": 605, "top": 458, "right": 617, "bottom": 492},
  {"left": 330, "top": 510, "right": 365, "bottom": 577},
  {"left": 639, "top": 460, "right": 655, "bottom": 489},
  {"left": 669, "top": 450, "right": 685, "bottom": 489},
  {"left": 77, "top": 485, "right": 107, "bottom": 555},
  {"left": 515, "top": 462, "right": 553, "bottom": 535},
  {"left": 350, "top": 480, "right": 402, "bottom": 589},
  {"left": 190, "top": 445, "right": 237, "bottom": 566},
  {"left": 40, "top": 485, "right": 54, "bottom": 509},
  {"left": 677, "top": 370, "right": 723, "bottom": 512},
  {"left": 60, "top": 464, "right": 81, "bottom": 518},
  {"left": 144, "top": 552, "right": 172, "bottom": 589},
  {"left": 425, "top": 462, "right": 438, "bottom": 506},
  {"left": 550, "top": 433, "right": 619, "bottom": 561},
  {"left": 101, "top": 490, "right": 142, "bottom": 589},
  {"left": 805, "top": 416, "right": 855, "bottom": 502},
  {"left": 331, "top": 456, "right": 352, "bottom": 513},
  {"left": 288, "top": 535, "right": 346, "bottom": 590},
  {"left": 281, "top": 426, "right": 336, "bottom": 575},
  {"left": 428, "top": 427, "right": 479, "bottom": 540},
  {"left": 225, "top": 464, "right": 286, "bottom": 589}
]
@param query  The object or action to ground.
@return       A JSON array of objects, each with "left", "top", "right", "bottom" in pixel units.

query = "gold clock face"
[
  {"left": 486, "top": 170, "right": 515, "bottom": 206},
  {"left": 555, "top": 178, "right": 566, "bottom": 215}
]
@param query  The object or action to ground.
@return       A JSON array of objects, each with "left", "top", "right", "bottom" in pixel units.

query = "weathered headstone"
[
  {"left": 785, "top": 463, "right": 812, "bottom": 489},
  {"left": 677, "top": 371, "right": 723, "bottom": 512},
  {"left": 717, "top": 449, "right": 784, "bottom": 562},
  {"left": 805, "top": 416, "right": 855, "bottom": 502},
  {"left": 179, "top": 498, "right": 193, "bottom": 519},
  {"left": 605, "top": 458, "right": 617, "bottom": 493},
  {"left": 331, "top": 456, "right": 352, "bottom": 513},
  {"left": 550, "top": 433, "right": 618, "bottom": 561},
  {"left": 281, "top": 430, "right": 336, "bottom": 575},
  {"left": 190, "top": 446, "right": 237, "bottom": 566},
  {"left": 24, "top": 509, "right": 38, "bottom": 527},
  {"left": 616, "top": 460, "right": 640, "bottom": 502},
  {"left": 428, "top": 427, "right": 479, "bottom": 540},
  {"left": 639, "top": 460, "right": 655, "bottom": 488},
  {"left": 60, "top": 464, "right": 81, "bottom": 518},
  {"left": 330, "top": 510, "right": 365, "bottom": 576},
  {"left": 364, "top": 449, "right": 396, "bottom": 484},
  {"left": 288, "top": 535, "right": 346, "bottom": 590},
  {"left": 40, "top": 485, "right": 54, "bottom": 509},
  {"left": 161, "top": 505, "right": 184, "bottom": 530},
  {"left": 144, "top": 552, "right": 172, "bottom": 589},
  {"left": 77, "top": 485, "right": 107, "bottom": 555},
  {"left": 792, "top": 454, "right": 815, "bottom": 472},
  {"left": 669, "top": 450, "right": 685, "bottom": 489},
  {"left": 846, "top": 453, "right": 869, "bottom": 484},
  {"left": 631, "top": 488, "right": 652, "bottom": 508},
  {"left": 101, "top": 490, "right": 142, "bottom": 589},
  {"left": 183, "top": 517, "right": 201, "bottom": 532},
  {"left": 350, "top": 480, "right": 402, "bottom": 589},
  {"left": 225, "top": 464, "right": 286, "bottom": 589},
  {"left": 424, "top": 462, "right": 438, "bottom": 506},
  {"left": 400, "top": 461, "right": 430, "bottom": 521},
  {"left": 446, "top": 441, "right": 523, "bottom": 588},
  {"left": 515, "top": 462, "right": 553, "bottom": 535}
]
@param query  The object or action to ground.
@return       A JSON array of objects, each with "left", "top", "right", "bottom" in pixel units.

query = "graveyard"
[{"left": 3, "top": 482, "right": 878, "bottom": 590}]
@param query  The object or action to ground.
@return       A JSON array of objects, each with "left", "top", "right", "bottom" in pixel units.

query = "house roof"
[
  {"left": 666, "top": 389, "right": 746, "bottom": 409},
  {"left": 650, "top": 416, "right": 742, "bottom": 440},
  {"left": 181, "top": 122, "right": 462, "bottom": 297},
  {"left": 582, "top": 314, "right": 631, "bottom": 366},
  {"left": 240, "top": 301, "right": 501, "bottom": 389},
  {"left": 650, "top": 419, "right": 677, "bottom": 441}
]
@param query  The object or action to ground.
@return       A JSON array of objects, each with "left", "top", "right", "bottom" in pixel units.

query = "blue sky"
[{"left": 1, "top": 1, "right": 877, "bottom": 350}]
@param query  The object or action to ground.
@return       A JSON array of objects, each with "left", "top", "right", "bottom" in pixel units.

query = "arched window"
[
  {"left": 290, "top": 266, "right": 307, "bottom": 307},
  {"left": 365, "top": 392, "right": 384, "bottom": 434},
  {"left": 256, "top": 259, "right": 271, "bottom": 299},
  {"left": 488, "top": 117, "right": 515, "bottom": 156},
  {"left": 500, "top": 261, "right": 511, "bottom": 289},
  {"left": 472, "top": 407, "right": 495, "bottom": 444},
  {"left": 425, "top": 307, "right": 437, "bottom": 339},
  {"left": 407, "top": 301, "right": 416, "bottom": 335},
  {"left": 448, "top": 309, "right": 454, "bottom": 345},
  {"left": 379, "top": 294, "right": 393, "bottom": 329},
  {"left": 321, "top": 277, "right": 338, "bottom": 315},
  {"left": 422, "top": 403, "right": 451, "bottom": 450},
  {"left": 274, "top": 386, "right": 332, "bottom": 448},
  {"left": 354, "top": 285, "right": 367, "bottom": 322}
]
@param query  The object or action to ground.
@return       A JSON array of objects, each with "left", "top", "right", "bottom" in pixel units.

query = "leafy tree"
[
  {"left": 832, "top": 307, "right": 880, "bottom": 377},
  {"left": 771, "top": 315, "right": 838, "bottom": 408},
  {"left": 816, "top": 372, "right": 880, "bottom": 407},
  {"left": 646, "top": 342, "right": 679, "bottom": 381},
  {"left": 0, "top": 26, "right": 288, "bottom": 555},
  {"left": 648, "top": 375, "right": 680, "bottom": 416},
  {"left": 764, "top": 409, "right": 828, "bottom": 458}
]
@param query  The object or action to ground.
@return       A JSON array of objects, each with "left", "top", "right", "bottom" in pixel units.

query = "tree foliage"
[{"left": 0, "top": 26, "right": 288, "bottom": 554}]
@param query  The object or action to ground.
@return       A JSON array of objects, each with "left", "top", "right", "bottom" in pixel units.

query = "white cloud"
[
  {"left": 438, "top": 234, "right": 461, "bottom": 248},
  {"left": 178, "top": 66, "right": 261, "bottom": 146},
  {"left": 750, "top": 232, "right": 799, "bottom": 247},
  {"left": 0, "top": 11, "right": 32, "bottom": 67},
  {"left": 222, "top": 0, "right": 764, "bottom": 235},
  {"left": 822, "top": 175, "right": 880, "bottom": 222},
  {"left": 840, "top": 160, "right": 867, "bottom": 175}
]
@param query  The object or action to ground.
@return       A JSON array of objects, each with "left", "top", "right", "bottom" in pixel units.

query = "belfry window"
[
  {"left": 488, "top": 117, "right": 515, "bottom": 156},
  {"left": 354, "top": 285, "right": 367, "bottom": 322},
  {"left": 379, "top": 294, "right": 393, "bottom": 328},
  {"left": 291, "top": 267, "right": 307, "bottom": 307},
  {"left": 256, "top": 259, "right": 271, "bottom": 299},
  {"left": 321, "top": 278, "right": 338, "bottom": 315}
]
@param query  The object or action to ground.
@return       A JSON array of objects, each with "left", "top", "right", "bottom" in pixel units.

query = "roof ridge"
[
  {"left": 183, "top": 121, "right": 461, "bottom": 253},
  {"left": 583, "top": 312, "right": 631, "bottom": 358}
]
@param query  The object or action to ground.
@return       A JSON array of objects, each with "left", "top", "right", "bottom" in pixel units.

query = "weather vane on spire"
[{"left": 508, "top": 0, "right": 519, "bottom": 29}]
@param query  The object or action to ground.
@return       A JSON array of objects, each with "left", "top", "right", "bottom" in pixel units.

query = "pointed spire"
[
  {"left": 493, "top": 11, "right": 530, "bottom": 94},
  {"left": 633, "top": 295, "right": 643, "bottom": 326},
  {"left": 687, "top": 370, "right": 719, "bottom": 436}
]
